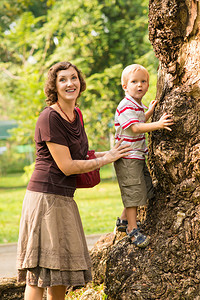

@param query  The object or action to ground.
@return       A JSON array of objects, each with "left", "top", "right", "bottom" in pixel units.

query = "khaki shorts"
[{"left": 114, "top": 158, "right": 154, "bottom": 208}]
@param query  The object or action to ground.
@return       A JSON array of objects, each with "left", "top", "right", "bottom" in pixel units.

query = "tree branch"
[{"left": 0, "top": 67, "right": 21, "bottom": 80}]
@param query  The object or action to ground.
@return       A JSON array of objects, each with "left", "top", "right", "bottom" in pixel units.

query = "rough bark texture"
[
  {"left": 100, "top": 1, "right": 200, "bottom": 299},
  {"left": 0, "top": 278, "right": 48, "bottom": 300},
  {"left": 0, "top": 278, "right": 25, "bottom": 300}
]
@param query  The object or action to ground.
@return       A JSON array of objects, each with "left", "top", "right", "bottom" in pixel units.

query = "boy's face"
[{"left": 122, "top": 70, "right": 149, "bottom": 103}]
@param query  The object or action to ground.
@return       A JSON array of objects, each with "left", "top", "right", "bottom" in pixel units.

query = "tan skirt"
[{"left": 17, "top": 190, "right": 92, "bottom": 288}]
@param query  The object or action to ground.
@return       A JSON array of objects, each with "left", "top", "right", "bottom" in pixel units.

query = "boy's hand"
[
  {"left": 158, "top": 113, "right": 174, "bottom": 131},
  {"left": 148, "top": 100, "right": 158, "bottom": 112},
  {"left": 145, "top": 100, "right": 158, "bottom": 121}
]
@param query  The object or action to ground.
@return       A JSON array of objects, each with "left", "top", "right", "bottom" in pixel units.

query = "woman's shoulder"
[
  {"left": 39, "top": 106, "right": 56, "bottom": 116},
  {"left": 38, "top": 106, "right": 60, "bottom": 121},
  {"left": 36, "top": 107, "right": 62, "bottom": 130}
]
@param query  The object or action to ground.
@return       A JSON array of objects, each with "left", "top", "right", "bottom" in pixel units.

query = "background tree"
[
  {"left": 0, "top": 0, "right": 158, "bottom": 151},
  {"left": 102, "top": 0, "right": 200, "bottom": 299}
]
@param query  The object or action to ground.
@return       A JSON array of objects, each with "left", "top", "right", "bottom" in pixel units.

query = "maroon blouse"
[{"left": 27, "top": 107, "right": 88, "bottom": 196}]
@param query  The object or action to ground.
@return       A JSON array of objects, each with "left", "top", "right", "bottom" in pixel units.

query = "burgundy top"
[{"left": 27, "top": 107, "right": 88, "bottom": 196}]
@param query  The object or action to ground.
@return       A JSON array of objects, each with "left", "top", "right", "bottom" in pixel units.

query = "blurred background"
[{"left": 0, "top": 0, "right": 158, "bottom": 242}]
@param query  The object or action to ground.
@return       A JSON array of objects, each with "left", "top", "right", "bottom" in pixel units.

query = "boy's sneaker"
[
  {"left": 126, "top": 228, "right": 150, "bottom": 248},
  {"left": 116, "top": 217, "right": 142, "bottom": 232},
  {"left": 116, "top": 217, "right": 128, "bottom": 232}
]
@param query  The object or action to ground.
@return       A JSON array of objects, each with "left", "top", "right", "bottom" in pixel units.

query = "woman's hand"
[
  {"left": 46, "top": 139, "right": 131, "bottom": 176},
  {"left": 103, "top": 139, "right": 132, "bottom": 163},
  {"left": 94, "top": 151, "right": 108, "bottom": 158}
]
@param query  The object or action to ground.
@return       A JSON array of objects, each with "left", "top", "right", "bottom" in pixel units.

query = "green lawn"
[
  {"left": 75, "top": 181, "right": 123, "bottom": 235},
  {"left": 0, "top": 165, "right": 123, "bottom": 244},
  {"left": 0, "top": 173, "right": 26, "bottom": 188}
]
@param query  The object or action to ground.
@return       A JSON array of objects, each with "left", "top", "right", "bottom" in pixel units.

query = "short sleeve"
[
  {"left": 116, "top": 105, "right": 140, "bottom": 130},
  {"left": 35, "top": 108, "right": 69, "bottom": 147}
]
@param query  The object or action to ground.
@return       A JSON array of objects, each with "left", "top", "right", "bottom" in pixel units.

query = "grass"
[
  {"left": 65, "top": 283, "right": 107, "bottom": 299},
  {"left": 75, "top": 181, "right": 123, "bottom": 235},
  {"left": 0, "top": 172, "right": 26, "bottom": 188},
  {"left": 0, "top": 165, "right": 123, "bottom": 244}
]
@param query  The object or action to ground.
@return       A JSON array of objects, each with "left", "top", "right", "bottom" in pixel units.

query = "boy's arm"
[
  {"left": 131, "top": 113, "right": 174, "bottom": 134},
  {"left": 145, "top": 100, "right": 157, "bottom": 122}
]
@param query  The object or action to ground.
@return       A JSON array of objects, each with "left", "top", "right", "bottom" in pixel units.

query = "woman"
[{"left": 17, "top": 61, "right": 131, "bottom": 300}]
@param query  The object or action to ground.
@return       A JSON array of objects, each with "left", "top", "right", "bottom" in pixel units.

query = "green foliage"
[
  {"left": 22, "top": 162, "right": 35, "bottom": 183},
  {"left": 0, "top": 0, "right": 54, "bottom": 31},
  {"left": 0, "top": 146, "right": 32, "bottom": 175},
  {"left": 65, "top": 283, "right": 107, "bottom": 299},
  {"left": 0, "top": 0, "right": 158, "bottom": 150}
]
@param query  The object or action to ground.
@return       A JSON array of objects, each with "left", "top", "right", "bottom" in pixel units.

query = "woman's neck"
[{"left": 51, "top": 100, "right": 76, "bottom": 122}]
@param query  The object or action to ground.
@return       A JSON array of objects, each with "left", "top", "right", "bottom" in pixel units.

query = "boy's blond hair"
[{"left": 121, "top": 64, "right": 149, "bottom": 86}]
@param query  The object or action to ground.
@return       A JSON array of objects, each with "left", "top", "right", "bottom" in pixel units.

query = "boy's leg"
[
  {"left": 114, "top": 159, "right": 128, "bottom": 231},
  {"left": 126, "top": 206, "right": 137, "bottom": 234},
  {"left": 120, "top": 208, "right": 127, "bottom": 220},
  {"left": 126, "top": 206, "right": 150, "bottom": 248},
  {"left": 116, "top": 208, "right": 128, "bottom": 232}
]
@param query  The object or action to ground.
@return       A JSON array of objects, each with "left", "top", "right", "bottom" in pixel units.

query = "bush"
[
  {"left": 22, "top": 162, "right": 35, "bottom": 184},
  {"left": 0, "top": 147, "right": 33, "bottom": 175}
]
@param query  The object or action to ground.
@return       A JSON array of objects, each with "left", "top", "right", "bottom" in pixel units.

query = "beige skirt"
[{"left": 17, "top": 190, "right": 92, "bottom": 288}]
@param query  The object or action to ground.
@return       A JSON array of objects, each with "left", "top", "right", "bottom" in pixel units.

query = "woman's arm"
[{"left": 46, "top": 139, "right": 131, "bottom": 176}]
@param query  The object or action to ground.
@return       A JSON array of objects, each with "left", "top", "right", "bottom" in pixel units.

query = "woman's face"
[{"left": 55, "top": 67, "right": 81, "bottom": 103}]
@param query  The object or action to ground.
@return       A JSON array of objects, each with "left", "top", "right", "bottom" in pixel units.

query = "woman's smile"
[{"left": 56, "top": 67, "right": 81, "bottom": 102}]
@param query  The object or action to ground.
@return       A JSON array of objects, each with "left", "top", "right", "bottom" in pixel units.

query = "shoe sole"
[
  {"left": 136, "top": 236, "right": 150, "bottom": 248},
  {"left": 116, "top": 226, "right": 127, "bottom": 232}
]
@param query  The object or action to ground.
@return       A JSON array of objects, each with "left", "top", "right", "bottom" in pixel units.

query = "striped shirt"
[{"left": 114, "top": 94, "right": 148, "bottom": 160}]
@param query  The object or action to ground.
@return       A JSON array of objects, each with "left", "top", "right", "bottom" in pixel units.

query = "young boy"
[{"left": 114, "top": 64, "right": 173, "bottom": 248}]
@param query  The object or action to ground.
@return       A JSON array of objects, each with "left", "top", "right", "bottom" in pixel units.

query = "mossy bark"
[{"left": 103, "top": 1, "right": 200, "bottom": 299}]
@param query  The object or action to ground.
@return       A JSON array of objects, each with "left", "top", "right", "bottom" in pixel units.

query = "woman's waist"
[{"left": 30, "top": 168, "right": 76, "bottom": 184}]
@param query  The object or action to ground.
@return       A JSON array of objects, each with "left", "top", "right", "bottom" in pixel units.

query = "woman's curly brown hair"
[{"left": 44, "top": 61, "right": 86, "bottom": 106}]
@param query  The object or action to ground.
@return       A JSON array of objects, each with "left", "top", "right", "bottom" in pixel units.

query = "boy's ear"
[{"left": 122, "top": 84, "right": 127, "bottom": 91}]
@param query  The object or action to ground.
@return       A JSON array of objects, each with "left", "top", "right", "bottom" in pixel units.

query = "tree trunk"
[
  {"left": 103, "top": 1, "right": 200, "bottom": 299},
  {"left": 0, "top": 278, "right": 25, "bottom": 300}
]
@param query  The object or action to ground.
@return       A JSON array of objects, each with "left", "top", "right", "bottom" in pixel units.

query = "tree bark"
[
  {"left": 103, "top": 1, "right": 200, "bottom": 299},
  {"left": 0, "top": 278, "right": 25, "bottom": 300}
]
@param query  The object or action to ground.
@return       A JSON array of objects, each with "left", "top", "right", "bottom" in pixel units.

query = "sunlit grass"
[
  {"left": 0, "top": 165, "right": 123, "bottom": 243},
  {"left": 0, "top": 173, "right": 26, "bottom": 188},
  {"left": 75, "top": 181, "right": 123, "bottom": 235},
  {"left": 0, "top": 188, "right": 25, "bottom": 243},
  {"left": 65, "top": 283, "right": 107, "bottom": 299}
]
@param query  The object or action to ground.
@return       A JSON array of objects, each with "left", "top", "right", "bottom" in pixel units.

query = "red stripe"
[
  {"left": 122, "top": 120, "right": 139, "bottom": 129},
  {"left": 115, "top": 136, "right": 145, "bottom": 142},
  {"left": 125, "top": 97, "right": 144, "bottom": 111},
  {"left": 118, "top": 106, "right": 143, "bottom": 115}
]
